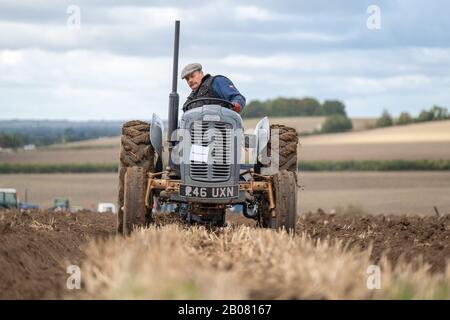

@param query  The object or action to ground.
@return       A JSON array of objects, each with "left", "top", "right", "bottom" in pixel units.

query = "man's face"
[{"left": 185, "top": 70, "right": 204, "bottom": 90}]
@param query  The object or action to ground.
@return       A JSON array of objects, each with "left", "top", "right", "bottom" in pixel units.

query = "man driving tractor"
[
  {"left": 181, "top": 63, "right": 246, "bottom": 112},
  {"left": 117, "top": 21, "right": 298, "bottom": 235}
]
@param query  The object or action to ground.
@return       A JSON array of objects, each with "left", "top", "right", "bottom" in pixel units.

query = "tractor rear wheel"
[
  {"left": 269, "top": 124, "right": 298, "bottom": 172},
  {"left": 117, "top": 120, "right": 155, "bottom": 234},
  {"left": 123, "top": 166, "right": 147, "bottom": 236}
]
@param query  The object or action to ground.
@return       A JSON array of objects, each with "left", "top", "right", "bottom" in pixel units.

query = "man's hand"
[{"left": 232, "top": 102, "right": 241, "bottom": 113}]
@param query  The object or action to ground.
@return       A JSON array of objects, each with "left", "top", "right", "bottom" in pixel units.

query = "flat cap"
[{"left": 181, "top": 63, "right": 202, "bottom": 79}]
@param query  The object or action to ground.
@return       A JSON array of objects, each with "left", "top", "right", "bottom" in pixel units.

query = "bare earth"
[
  {"left": 0, "top": 210, "right": 448, "bottom": 299},
  {"left": 1, "top": 172, "right": 449, "bottom": 215}
]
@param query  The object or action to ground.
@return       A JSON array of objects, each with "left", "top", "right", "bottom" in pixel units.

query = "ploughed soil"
[
  {"left": 296, "top": 210, "right": 450, "bottom": 274},
  {"left": 0, "top": 209, "right": 448, "bottom": 299},
  {"left": 0, "top": 209, "right": 115, "bottom": 299}
]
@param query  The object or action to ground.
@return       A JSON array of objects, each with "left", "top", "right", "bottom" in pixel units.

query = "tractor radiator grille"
[{"left": 190, "top": 121, "right": 232, "bottom": 182}]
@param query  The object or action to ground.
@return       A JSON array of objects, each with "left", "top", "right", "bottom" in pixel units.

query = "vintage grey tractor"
[{"left": 117, "top": 21, "right": 298, "bottom": 235}]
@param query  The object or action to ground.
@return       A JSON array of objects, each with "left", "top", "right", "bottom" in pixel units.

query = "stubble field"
[{"left": 0, "top": 209, "right": 448, "bottom": 299}]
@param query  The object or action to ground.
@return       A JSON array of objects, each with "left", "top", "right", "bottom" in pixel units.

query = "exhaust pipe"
[{"left": 168, "top": 20, "right": 180, "bottom": 148}]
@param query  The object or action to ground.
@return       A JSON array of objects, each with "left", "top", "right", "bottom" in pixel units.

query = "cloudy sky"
[{"left": 1, "top": 0, "right": 449, "bottom": 120}]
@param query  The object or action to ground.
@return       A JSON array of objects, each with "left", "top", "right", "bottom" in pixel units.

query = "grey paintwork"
[
  {"left": 158, "top": 104, "right": 269, "bottom": 205},
  {"left": 172, "top": 104, "right": 244, "bottom": 204},
  {"left": 150, "top": 113, "right": 164, "bottom": 158},
  {"left": 255, "top": 116, "right": 270, "bottom": 160}
]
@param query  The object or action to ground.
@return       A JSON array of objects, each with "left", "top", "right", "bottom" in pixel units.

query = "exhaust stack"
[{"left": 168, "top": 20, "right": 180, "bottom": 149}]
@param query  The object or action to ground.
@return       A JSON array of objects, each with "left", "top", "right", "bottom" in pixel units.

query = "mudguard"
[
  {"left": 150, "top": 113, "right": 164, "bottom": 162},
  {"left": 254, "top": 116, "right": 270, "bottom": 161}
]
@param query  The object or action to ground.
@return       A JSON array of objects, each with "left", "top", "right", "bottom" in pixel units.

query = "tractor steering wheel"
[{"left": 183, "top": 97, "right": 235, "bottom": 111}]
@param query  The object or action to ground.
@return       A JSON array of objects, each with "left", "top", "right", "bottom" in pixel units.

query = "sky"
[{"left": 0, "top": 0, "right": 449, "bottom": 120}]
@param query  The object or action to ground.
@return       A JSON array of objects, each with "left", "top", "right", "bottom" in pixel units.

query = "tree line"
[
  {"left": 241, "top": 98, "right": 347, "bottom": 118},
  {"left": 375, "top": 105, "right": 449, "bottom": 128},
  {"left": 0, "top": 120, "right": 124, "bottom": 149},
  {"left": 241, "top": 98, "right": 448, "bottom": 134},
  {"left": 0, "top": 129, "right": 120, "bottom": 149}
]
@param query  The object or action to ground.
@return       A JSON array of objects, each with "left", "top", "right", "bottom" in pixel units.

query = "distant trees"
[
  {"left": 375, "top": 105, "right": 449, "bottom": 129},
  {"left": 243, "top": 98, "right": 449, "bottom": 135},
  {"left": 0, "top": 133, "right": 24, "bottom": 149},
  {"left": 322, "top": 100, "right": 347, "bottom": 117},
  {"left": 240, "top": 97, "right": 353, "bottom": 134},
  {"left": 241, "top": 98, "right": 347, "bottom": 118},
  {"left": 0, "top": 131, "right": 98, "bottom": 148},
  {"left": 321, "top": 115, "right": 353, "bottom": 133},
  {"left": 396, "top": 112, "right": 413, "bottom": 125},
  {"left": 416, "top": 105, "right": 449, "bottom": 123},
  {"left": 375, "top": 110, "right": 394, "bottom": 128},
  {"left": 0, "top": 121, "right": 122, "bottom": 148}
]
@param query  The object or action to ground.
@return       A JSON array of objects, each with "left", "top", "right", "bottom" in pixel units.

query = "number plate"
[{"left": 180, "top": 185, "right": 238, "bottom": 198}]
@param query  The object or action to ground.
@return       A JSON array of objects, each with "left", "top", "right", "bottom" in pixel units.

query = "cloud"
[
  {"left": 0, "top": 1, "right": 449, "bottom": 119},
  {"left": 235, "top": 6, "right": 275, "bottom": 21},
  {"left": 254, "top": 31, "right": 358, "bottom": 43},
  {"left": 0, "top": 50, "right": 24, "bottom": 65},
  {"left": 0, "top": 48, "right": 178, "bottom": 120}
]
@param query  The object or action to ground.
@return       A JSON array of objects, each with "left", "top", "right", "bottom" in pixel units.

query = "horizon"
[{"left": 0, "top": 105, "right": 444, "bottom": 122}]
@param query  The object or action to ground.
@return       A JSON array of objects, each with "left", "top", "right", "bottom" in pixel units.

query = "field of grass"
[
  {"left": 2, "top": 157, "right": 450, "bottom": 174},
  {"left": 300, "top": 160, "right": 450, "bottom": 171},
  {"left": 1, "top": 160, "right": 450, "bottom": 174},
  {"left": 0, "top": 163, "right": 117, "bottom": 173},
  {"left": 78, "top": 222, "right": 450, "bottom": 299},
  {"left": 299, "top": 171, "right": 450, "bottom": 215},
  {"left": 300, "top": 119, "right": 450, "bottom": 161},
  {"left": 300, "top": 142, "right": 450, "bottom": 161},
  {"left": 45, "top": 136, "right": 120, "bottom": 150},
  {"left": 0, "top": 148, "right": 118, "bottom": 164},
  {"left": 0, "top": 173, "right": 118, "bottom": 209},
  {"left": 245, "top": 116, "right": 325, "bottom": 133},
  {"left": 302, "top": 119, "right": 450, "bottom": 145},
  {"left": 2, "top": 172, "right": 450, "bottom": 215}
]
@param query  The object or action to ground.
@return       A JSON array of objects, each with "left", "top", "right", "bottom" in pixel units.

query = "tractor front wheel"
[
  {"left": 117, "top": 120, "right": 155, "bottom": 234},
  {"left": 260, "top": 170, "right": 297, "bottom": 233},
  {"left": 123, "top": 166, "right": 148, "bottom": 236}
]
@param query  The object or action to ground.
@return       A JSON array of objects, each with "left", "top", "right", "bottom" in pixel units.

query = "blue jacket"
[{"left": 211, "top": 76, "right": 246, "bottom": 109}]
